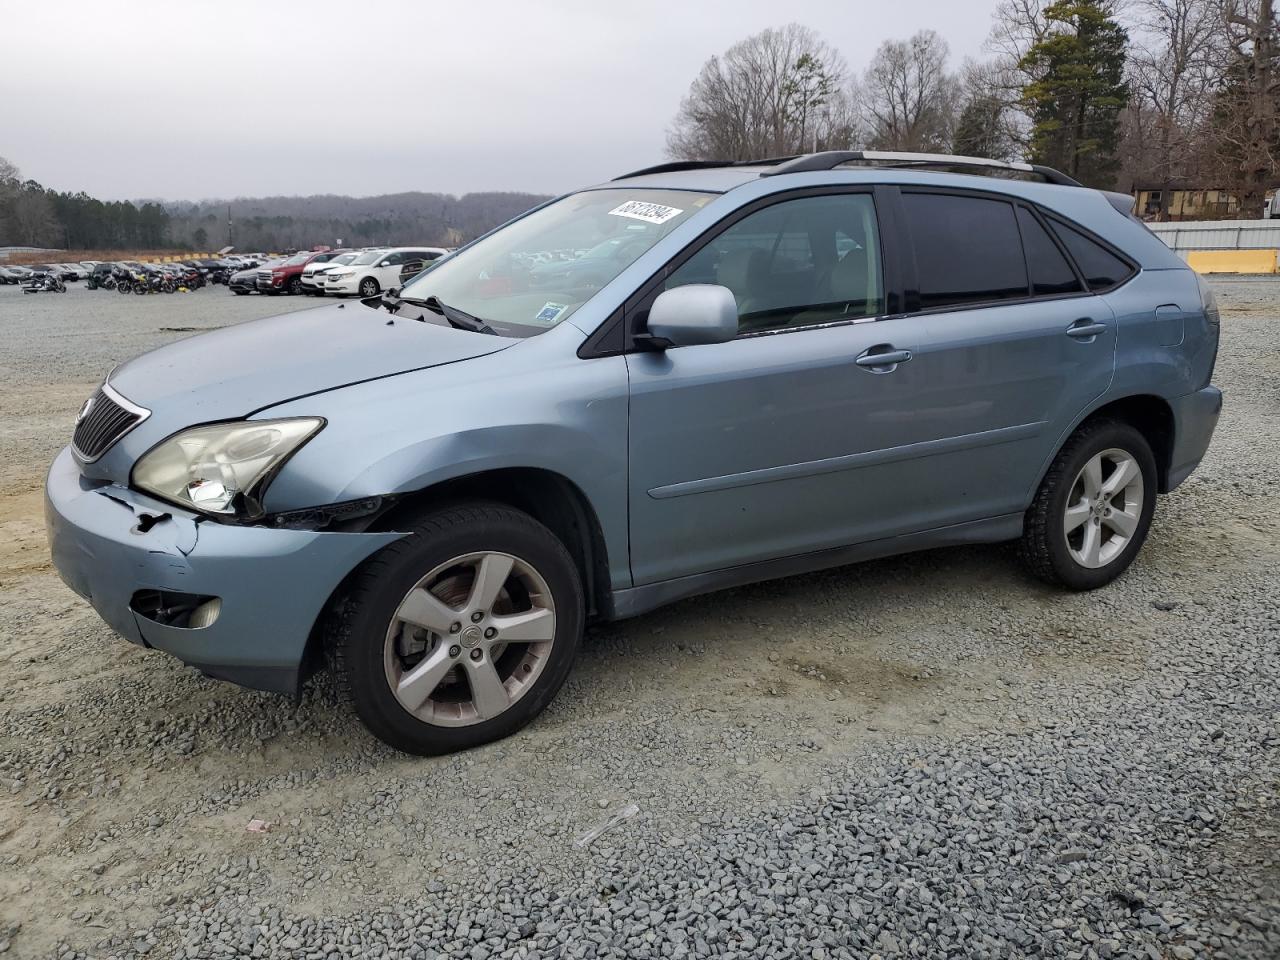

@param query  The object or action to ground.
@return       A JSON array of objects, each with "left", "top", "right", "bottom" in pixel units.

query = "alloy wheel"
[
  {"left": 383, "top": 552, "right": 556, "bottom": 727},
  {"left": 1063, "top": 447, "right": 1144, "bottom": 569}
]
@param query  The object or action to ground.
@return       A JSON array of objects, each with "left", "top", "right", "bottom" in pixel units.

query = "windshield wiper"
[{"left": 403, "top": 295, "right": 499, "bottom": 335}]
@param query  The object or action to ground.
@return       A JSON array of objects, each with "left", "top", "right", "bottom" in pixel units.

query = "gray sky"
[{"left": 3, "top": 0, "right": 995, "bottom": 201}]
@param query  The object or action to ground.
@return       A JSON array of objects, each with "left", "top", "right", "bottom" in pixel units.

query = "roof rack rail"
[
  {"left": 760, "top": 150, "right": 1082, "bottom": 187},
  {"left": 612, "top": 156, "right": 799, "bottom": 181}
]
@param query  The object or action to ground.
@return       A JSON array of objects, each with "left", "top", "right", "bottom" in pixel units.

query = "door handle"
[
  {"left": 1066, "top": 319, "right": 1108, "bottom": 339},
  {"left": 855, "top": 346, "right": 912, "bottom": 371}
]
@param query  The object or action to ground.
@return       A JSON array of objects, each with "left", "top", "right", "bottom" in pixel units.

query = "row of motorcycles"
[{"left": 85, "top": 263, "right": 207, "bottom": 294}]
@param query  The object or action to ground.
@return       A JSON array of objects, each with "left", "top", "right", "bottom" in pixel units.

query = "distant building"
[{"left": 1132, "top": 187, "right": 1243, "bottom": 222}]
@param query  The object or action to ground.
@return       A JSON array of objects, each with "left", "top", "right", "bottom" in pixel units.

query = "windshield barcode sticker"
[
  {"left": 608, "top": 201, "right": 684, "bottom": 225},
  {"left": 534, "top": 302, "right": 568, "bottom": 324}
]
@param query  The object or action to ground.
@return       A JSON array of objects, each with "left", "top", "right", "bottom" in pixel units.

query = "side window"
[
  {"left": 902, "top": 193, "right": 1028, "bottom": 309},
  {"left": 1017, "top": 207, "right": 1083, "bottom": 296},
  {"left": 1048, "top": 219, "right": 1134, "bottom": 291},
  {"left": 666, "top": 193, "right": 884, "bottom": 335},
  {"left": 382, "top": 251, "right": 405, "bottom": 266}
]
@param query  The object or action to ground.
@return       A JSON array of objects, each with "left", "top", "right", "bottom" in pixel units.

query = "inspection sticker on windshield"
[
  {"left": 609, "top": 200, "right": 684, "bottom": 224},
  {"left": 533, "top": 302, "right": 568, "bottom": 325}
]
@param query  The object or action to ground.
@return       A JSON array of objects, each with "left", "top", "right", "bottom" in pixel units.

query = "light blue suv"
[{"left": 46, "top": 151, "right": 1222, "bottom": 754}]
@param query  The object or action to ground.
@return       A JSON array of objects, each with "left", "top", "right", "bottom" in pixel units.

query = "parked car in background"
[
  {"left": 300, "top": 250, "right": 360, "bottom": 295},
  {"left": 399, "top": 249, "right": 451, "bottom": 287},
  {"left": 85, "top": 262, "right": 119, "bottom": 289},
  {"left": 55, "top": 263, "right": 89, "bottom": 280},
  {"left": 325, "top": 247, "right": 447, "bottom": 297},
  {"left": 256, "top": 249, "right": 337, "bottom": 295},
  {"left": 0, "top": 266, "right": 31, "bottom": 284},
  {"left": 230, "top": 261, "right": 274, "bottom": 294}
]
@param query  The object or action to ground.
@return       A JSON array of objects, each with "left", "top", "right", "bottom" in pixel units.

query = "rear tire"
[
  {"left": 1018, "top": 419, "right": 1157, "bottom": 590},
  {"left": 332, "top": 502, "right": 584, "bottom": 755}
]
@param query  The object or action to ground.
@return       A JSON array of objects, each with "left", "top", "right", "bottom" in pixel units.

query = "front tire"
[
  {"left": 288, "top": 276, "right": 303, "bottom": 295},
  {"left": 1018, "top": 419, "right": 1157, "bottom": 590},
  {"left": 358, "top": 277, "right": 379, "bottom": 298},
  {"left": 332, "top": 503, "right": 584, "bottom": 755}
]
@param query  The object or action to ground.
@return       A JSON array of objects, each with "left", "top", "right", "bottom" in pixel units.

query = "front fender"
[{"left": 258, "top": 331, "right": 631, "bottom": 588}]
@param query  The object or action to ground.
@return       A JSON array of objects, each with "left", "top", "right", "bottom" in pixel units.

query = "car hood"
[{"left": 109, "top": 303, "right": 513, "bottom": 424}]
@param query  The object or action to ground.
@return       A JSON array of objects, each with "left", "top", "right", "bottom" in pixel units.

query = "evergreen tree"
[{"left": 1019, "top": 1, "right": 1130, "bottom": 186}]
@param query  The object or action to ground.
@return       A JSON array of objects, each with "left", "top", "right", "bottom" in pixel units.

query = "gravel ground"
[{"left": 0, "top": 279, "right": 1276, "bottom": 960}]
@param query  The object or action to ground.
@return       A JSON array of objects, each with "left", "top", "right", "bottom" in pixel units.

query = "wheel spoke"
[
  {"left": 468, "top": 554, "right": 514, "bottom": 612},
  {"left": 1102, "top": 457, "right": 1139, "bottom": 497},
  {"left": 492, "top": 607, "right": 555, "bottom": 643},
  {"left": 396, "top": 587, "right": 458, "bottom": 632},
  {"left": 1081, "top": 455, "right": 1103, "bottom": 499},
  {"left": 1080, "top": 520, "right": 1102, "bottom": 567},
  {"left": 1064, "top": 499, "right": 1092, "bottom": 534},
  {"left": 1104, "top": 507, "right": 1139, "bottom": 539},
  {"left": 465, "top": 658, "right": 509, "bottom": 719},
  {"left": 395, "top": 643, "right": 455, "bottom": 710}
]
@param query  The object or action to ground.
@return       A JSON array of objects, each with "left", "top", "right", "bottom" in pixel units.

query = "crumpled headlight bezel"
[{"left": 130, "top": 417, "right": 325, "bottom": 521}]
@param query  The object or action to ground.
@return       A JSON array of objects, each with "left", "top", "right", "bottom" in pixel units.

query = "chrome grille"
[{"left": 72, "top": 385, "right": 149, "bottom": 462}]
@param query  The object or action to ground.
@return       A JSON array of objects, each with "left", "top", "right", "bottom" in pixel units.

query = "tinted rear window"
[
  {"left": 903, "top": 193, "right": 1028, "bottom": 309},
  {"left": 1049, "top": 219, "right": 1134, "bottom": 290},
  {"left": 1017, "top": 207, "right": 1083, "bottom": 296}
]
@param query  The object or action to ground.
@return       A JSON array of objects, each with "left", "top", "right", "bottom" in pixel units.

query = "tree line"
[
  {"left": 667, "top": 1, "right": 1280, "bottom": 218},
  {"left": 0, "top": 156, "right": 548, "bottom": 254}
]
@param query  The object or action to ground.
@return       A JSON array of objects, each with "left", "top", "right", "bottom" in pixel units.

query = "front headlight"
[
  {"left": 132, "top": 418, "right": 323, "bottom": 517},
  {"left": 332, "top": 269, "right": 355, "bottom": 278}
]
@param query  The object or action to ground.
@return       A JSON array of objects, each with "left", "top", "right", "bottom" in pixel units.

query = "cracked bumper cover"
[{"left": 45, "top": 447, "right": 401, "bottom": 694}]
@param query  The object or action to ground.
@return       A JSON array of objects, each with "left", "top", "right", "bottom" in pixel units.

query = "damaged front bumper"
[{"left": 44, "top": 447, "right": 401, "bottom": 695}]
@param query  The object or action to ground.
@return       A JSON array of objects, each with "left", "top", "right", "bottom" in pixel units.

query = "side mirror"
[
  {"left": 640, "top": 284, "right": 738, "bottom": 349},
  {"left": 379, "top": 260, "right": 391, "bottom": 268}
]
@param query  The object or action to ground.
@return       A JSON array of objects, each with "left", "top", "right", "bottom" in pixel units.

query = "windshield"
[
  {"left": 399, "top": 189, "right": 713, "bottom": 335},
  {"left": 331, "top": 252, "right": 358, "bottom": 265},
  {"left": 284, "top": 253, "right": 311, "bottom": 266},
  {"left": 351, "top": 250, "right": 386, "bottom": 266}
]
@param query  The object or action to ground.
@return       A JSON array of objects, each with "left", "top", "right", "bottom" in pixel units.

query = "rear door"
[{"left": 888, "top": 189, "right": 1118, "bottom": 525}]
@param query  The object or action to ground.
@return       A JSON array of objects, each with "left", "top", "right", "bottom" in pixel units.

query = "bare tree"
[
  {"left": 10, "top": 189, "right": 59, "bottom": 246},
  {"left": 1124, "top": 0, "right": 1229, "bottom": 214},
  {"left": 952, "top": 59, "right": 1024, "bottom": 159},
  {"left": 861, "top": 30, "right": 957, "bottom": 152},
  {"left": 1210, "top": 0, "right": 1280, "bottom": 216},
  {"left": 666, "top": 24, "right": 850, "bottom": 160}
]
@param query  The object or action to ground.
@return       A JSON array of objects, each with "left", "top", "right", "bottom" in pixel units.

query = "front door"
[{"left": 625, "top": 191, "right": 938, "bottom": 586}]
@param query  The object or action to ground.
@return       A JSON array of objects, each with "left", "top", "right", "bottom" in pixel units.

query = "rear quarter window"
[
  {"left": 1016, "top": 207, "right": 1083, "bottom": 297},
  {"left": 1048, "top": 218, "right": 1135, "bottom": 291}
]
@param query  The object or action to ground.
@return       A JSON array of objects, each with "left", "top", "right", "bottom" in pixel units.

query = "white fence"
[
  {"left": 0, "top": 246, "right": 63, "bottom": 261},
  {"left": 1146, "top": 220, "right": 1280, "bottom": 254}
]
